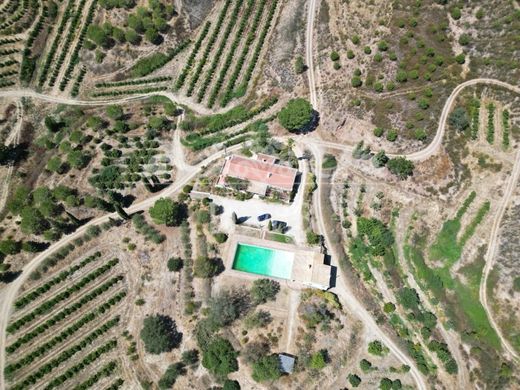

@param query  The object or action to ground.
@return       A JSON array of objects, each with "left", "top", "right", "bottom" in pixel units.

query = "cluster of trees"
[
  {"left": 278, "top": 98, "right": 313, "bottom": 133},
  {"left": 132, "top": 213, "right": 166, "bottom": 244},
  {"left": 207, "top": 0, "right": 257, "bottom": 107},
  {"left": 99, "top": 0, "right": 135, "bottom": 9},
  {"left": 7, "top": 260, "right": 119, "bottom": 332},
  {"left": 353, "top": 142, "right": 414, "bottom": 179},
  {"left": 5, "top": 291, "right": 125, "bottom": 358},
  {"left": 175, "top": 21, "right": 211, "bottom": 89},
  {"left": 10, "top": 318, "right": 120, "bottom": 390},
  {"left": 196, "top": 0, "right": 245, "bottom": 103},
  {"left": 356, "top": 217, "right": 394, "bottom": 256},
  {"left": 486, "top": 103, "right": 495, "bottom": 144},
  {"left": 59, "top": 0, "right": 99, "bottom": 90},
  {"left": 428, "top": 340, "right": 458, "bottom": 374},
  {"left": 140, "top": 314, "right": 182, "bottom": 353},
  {"left": 219, "top": 0, "right": 268, "bottom": 106},
  {"left": 186, "top": 0, "right": 232, "bottom": 97},
  {"left": 14, "top": 252, "right": 102, "bottom": 309}
]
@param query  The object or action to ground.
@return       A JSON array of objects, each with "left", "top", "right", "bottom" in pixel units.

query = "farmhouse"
[{"left": 217, "top": 153, "right": 298, "bottom": 197}]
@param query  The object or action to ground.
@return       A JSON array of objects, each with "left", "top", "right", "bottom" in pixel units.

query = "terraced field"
[
  {"left": 4, "top": 250, "right": 128, "bottom": 390},
  {"left": 174, "top": 0, "right": 280, "bottom": 108}
]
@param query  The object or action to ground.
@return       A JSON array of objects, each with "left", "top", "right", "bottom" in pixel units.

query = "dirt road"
[
  {"left": 305, "top": 143, "right": 427, "bottom": 390},
  {"left": 479, "top": 149, "right": 520, "bottom": 363},
  {"left": 305, "top": 0, "right": 318, "bottom": 109}
]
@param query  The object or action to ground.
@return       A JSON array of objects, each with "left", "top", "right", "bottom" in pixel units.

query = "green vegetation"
[
  {"left": 140, "top": 314, "right": 182, "bottom": 354},
  {"left": 158, "top": 362, "right": 186, "bottom": 389},
  {"left": 149, "top": 198, "right": 188, "bottom": 226},
  {"left": 175, "top": 22, "right": 211, "bottom": 89},
  {"left": 167, "top": 257, "right": 183, "bottom": 272},
  {"left": 387, "top": 157, "right": 414, "bottom": 180},
  {"left": 486, "top": 103, "right": 495, "bottom": 144},
  {"left": 278, "top": 98, "right": 313, "bottom": 132},
  {"left": 129, "top": 40, "right": 189, "bottom": 77},
  {"left": 322, "top": 154, "right": 337, "bottom": 169},
  {"left": 250, "top": 278, "right": 280, "bottom": 304},
  {"left": 368, "top": 340, "right": 389, "bottom": 356},
  {"left": 201, "top": 337, "right": 238, "bottom": 380},
  {"left": 252, "top": 354, "right": 282, "bottom": 382},
  {"left": 502, "top": 109, "right": 510, "bottom": 148}
]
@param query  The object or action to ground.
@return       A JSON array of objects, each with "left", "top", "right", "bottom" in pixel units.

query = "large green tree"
[
  {"left": 202, "top": 337, "right": 238, "bottom": 379},
  {"left": 251, "top": 354, "right": 282, "bottom": 382},
  {"left": 140, "top": 314, "right": 182, "bottom": 354},
  {"left": 149, "top": 198, "right": 187, "bottom": 226},
  {"left": 278, "top": 98, "right": 313, "bottom": 132},
  {"left": 250, "top": 279, "right": 280, "bottom": 304},
  {"left": 387, "top": 157, "right": 414, "bottom": 180}
]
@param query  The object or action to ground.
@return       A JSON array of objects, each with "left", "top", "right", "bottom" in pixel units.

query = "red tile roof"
[{"left": 221, "top": 155, "right": 297, "bottom": 192}]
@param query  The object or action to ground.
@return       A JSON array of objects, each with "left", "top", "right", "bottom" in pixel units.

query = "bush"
[
  {"left": 194, "top": 256, "right": 222, "bottom": 278},
  {"left": 252, "top": 354, "right": 282, "bottom": 382},
  {"left": 309, "top": 350, "right": 327, "bottom": 370},
  {"left": 454, "top": 53, "right": 465, "bottom": 64},
  {"left": 348, "top": 374, "right": 362, "bottom": 387},
  {"left": 181, "top": 349, "right": 199, "bottom": 366},
  {"left": 201, "top": 337, "right": 238, "bottom": 379},
  {"left": 383, "top": 302, "right": 396, "bottom": 313},
  {"left": 451, "top": 7, "right": 461, "bottom": 20},
  {"left": 386, "top": 129, "right": 398, "bottom": 142},
  {"left": 330, "top": 51, "right": 339, "bottom": 61},
  {"left": 251, "top": 279, "right": 280, "bottom": 304},
  {"left": 351, "top": 76, "right": 362, "bottom": 88},
  {"left": 373, "top": 127, "right": 384, "bottom": 137},
  {"left": 368, "top": 340, "right": 388, "bottom": 356},
  {"left": 140, "top": 314, "right": 182, "bottom": 354},
  {"left": 158, "top": 362, "right": 185, "bottom": 389},
  {"left": 448, "top": 107, "right": 469, "bottom": 131},
  {"left": 387, "top": 157, "right": 414, "bottom": 180},
  {"left": 213, "top": 232, "right": 228, "bottom": 243},
  {"left": 223, "top": 380, "right": 241, "bottom": 390},
  {"left": 278, "top": 98, "right": 313, "bottom": 132},
  {"left": 360, "top": 359, "right": 372, "bottom": 372},
  {"left": 167, "top": 257, "right": 183, "bottom": 272},
  {"left": 294, "top": 56, "right": 305, "bottom": 74},
  {"left": 149, "top": 198, "right": 188, "bottom": 226}
]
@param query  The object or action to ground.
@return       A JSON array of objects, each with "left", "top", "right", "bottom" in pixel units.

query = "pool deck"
[{"left": 225, "top": 235, "right": 331, "bottom": 290}]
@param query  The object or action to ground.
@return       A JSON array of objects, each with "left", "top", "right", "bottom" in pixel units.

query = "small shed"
[{"left": 278, "top": 353, "right": 296, "bottom": 374}]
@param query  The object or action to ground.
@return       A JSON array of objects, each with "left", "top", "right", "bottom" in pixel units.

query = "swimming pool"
[{"left": 232, "top": 243, "right": 294, "bottom": 279}]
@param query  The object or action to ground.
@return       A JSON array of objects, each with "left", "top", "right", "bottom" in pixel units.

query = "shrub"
[
  {"left": 294, "top": 56, "right": 305, "bottom": 74},
  {"left": 309, "top": 350, "right": 327, "bottom": 370},
  {"left": 387, "top": 157, "right": 414, "bottom": 180},
  {"left": 386, "top": 129, "right": 398, "bottom": 142},
  {"left": 373, "top": 127, "right": 384, "bottom": 137},
  {"left": 158, "top": 362, "right": 186, "bottom": 389},
  {"left": 213, "top": 232, "right": 228, "bottom": 243},
  {"left": 368, "top": 340, "right": 388, "bottom": 356},
  {"left": 330, "top": 51, "right": 339, "bottom": 61},
  {"left": 194, "top": 256, "right": 222, "bottom": 278},
  {"left": 351, "top": 76, "right": 362, "bottom": 88},
  {"left": 448, "top": 107, "right": 469, "bottom": 131},
  {"left": 348, "top": 374, "right": 362, "bottom": 387},
  {"left": 252, "top": 354, "right": 282, "bottom": 382},
  {"left": 360, "top": 358, "right": 372, "bottom": 372},
  {"left": 181, "top": 349, "right": 199, "bottom": 366},
  {"left": 167, "top": 257, "right": 183, "bottom": 272},
  {"left": 223, "top": 380, "right": 241, "bottom": 390},
  {"left": 451, "top": 7, "right": 461, "bottom": 20},
  {"left": 140, "top": 314, "right": 182, "bottom": 354},
  {"left": 454, "top": 53, "right": 465, "bottom": 64},
  {"left": 251, "top": 279, "right": 280, "bottom": 304},
  {"left": 383, "top": 302, "right": 396, "bottom": 313}
]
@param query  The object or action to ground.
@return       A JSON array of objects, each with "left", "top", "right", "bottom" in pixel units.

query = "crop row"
[
  {"left": 8, "top": 258, "right": 119, "bottom": 333},
  {"left": 0, "top": 48, "right": 19, "bottom": 55},
  {"left": 174, "top": 21, "right": 211, "bottom": 90},
  {"left": 71, "top": 66, "right": 87, "bottom": 97},
  {"left": 470, "top": 99, "right": 480, "bottom": 140},
  {"left": 130, "top": 39, "right": 190, "bottom": 78},
  {"left": 186, "top": 0, "right": 232, "bottom": 96},
  {"left": 0, "top": 69, "right": 17, "bottom": 78},
  {"left": 486, "top": 102, "right": 495, "bottom": 144},
  {"left": 105, "top": 378, "right": 124, "bottom": 389},
  {"left": 26, "top": 4, "right": 48, "bottom": 49},
  {"left": 96, "top": 76, "right": 172, "bottom": 88},
  {"left": 234, "top": 0, "right": 278, "bottom": 99},
  {"left": 502, "top": 109, "right": 510, "bottom": 148},
  {"left": 15, "top": 252, "right": 102, "bottom": 310},
  {"left": 0, "top": 0, "right": 29, "bottom": 30},
  {"left": 5, "top": 275, "right": 124, "bottom": 351},
  {"left": 207, "top": 0, "right": 257, "bottom": 108},
  {"left": 72, "top": 360, "right": 118, "bottom": 390},
  {"left": 0, "top": 79, "right": 15, "bottom": 87},
  {"left": 50, "top": 0, "right": 91, "bottom": 88},
  {"left": 6, "top": 291, "right": 126, "bottom": 358},
  {"left": 0, "top": 59, "right": 17, "bottom": 68},
  {"left": 0, "top": 37, "right": 21, "bottom": 45},
  {"left": 43, "top": 339, "right": 118, "bottom": 390},
  {"left": 0, "top": 0, "right": 18, "bottom": 15},
  {"left": 11, "top": 317, "right": 120, "bottom": 390},
  {"left": 59, "top": 0, "right": 100, "bottom": 90},
  {"left": 38, "top": 0, "right": 75, "bottom": 86},
  {"left": 220, "top": 0, "right": 268, "bottom": 107},
  {"left": 196, "top": 0, "right": 246, "bottom": 103},
  {"left": 91, "top": 85, "right": 167, "bottom": 97}
]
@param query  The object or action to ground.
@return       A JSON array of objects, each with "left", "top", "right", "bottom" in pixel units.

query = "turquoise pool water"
[{"left": 232, "top": 243, "right": 294, "bottom": 279}]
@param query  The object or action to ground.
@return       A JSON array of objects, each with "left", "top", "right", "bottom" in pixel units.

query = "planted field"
[
  {"left": 4, "top": 251, "right": 128, "bottom": 389},
  {"left": 175, "top": 0, "right": 279, "bottom": 107}
]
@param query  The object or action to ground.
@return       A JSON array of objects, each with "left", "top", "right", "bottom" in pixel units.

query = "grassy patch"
[{"left": 266, "top": 232, "right": 293, "bottom": 244}]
